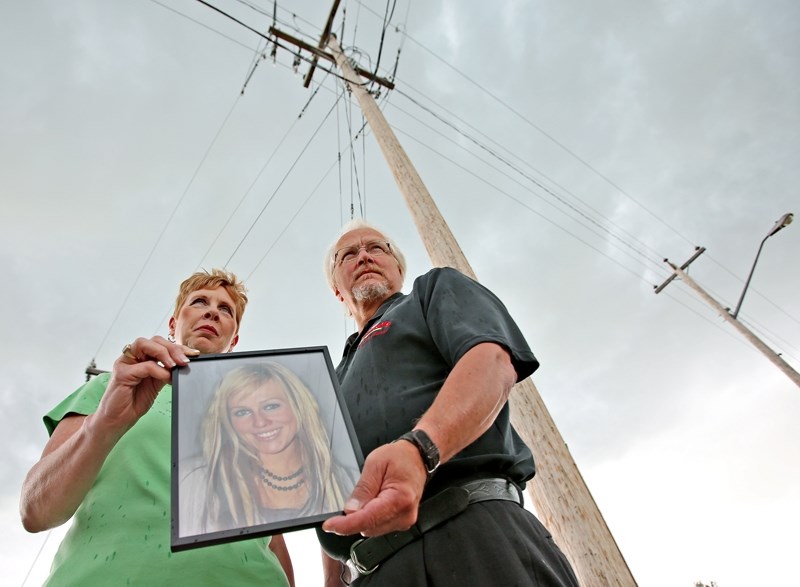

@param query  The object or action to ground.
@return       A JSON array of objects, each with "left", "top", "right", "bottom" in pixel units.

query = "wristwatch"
[{"left": 396, "top": 429, "right": 440, "bottom": 479}]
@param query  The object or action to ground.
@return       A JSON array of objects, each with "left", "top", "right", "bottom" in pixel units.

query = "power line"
[
  {"left": 396, "top": 28, "right": 697, "bottom": 251},
  {"left": 379, "top": 24, "right": 799, "bottom": 339},
  {"left": 391, "top": 83, "right": 666, "bottom": 261},
  {"left": 387, "top": 93, "right": 666, "bottom": 273},
  {"left": 392, "top": 124, "right": 657, "bottom": 284},
  {"left": 244, "top": 158, "right": 338, "bottom": 282},
  {"left": 149, "top": 74, "right": 337, "bottom": 336},
  {"left": 705, "top": 253, "right": 800, "bottom": 325},
  {"left": 223, "top": 94, "right": 342, "bottom": 268},
  {"left": 330, "top": 21, "right": 674, "bottom": 277},
  {"left": 240, "top": 38, "right": 270, "bottom": 95},
  {"left": 389, "top": 112, "right": 800, "bottom": 366},
  {"left": 147, "top": 0, "right": 256, "bottom": 52},
  {"left": 387, "top": 98, "right": 800, "bottom": 355},
  {"left": 341, "top": 79, "right": 365, "bottom": 219},
  {"left": 93, "top": 93, "right": 243, "bottom": 358},
  {"left": 386, "top": 78, "right": 797, "bottom": 365},
  {"left": 203, "top": 78, "right": 328, "bottom": 270},
  {"left": 194, "top": 0, "right": 372, "bottom": 89},
  {"left": 352, "top": 1, "right": 797, "bottom": 332},
  {"left": 336, "top": 79, "right": 345, "bottom": 225},
  {"left": 242, "top": 113, "right": 373, "bottom": 282},
  {"left": 370, "top": 0, "right": 397, "bottom": 80},
  {"left": 140, "top": 0, "right": 797, "bottom": 361},
  {"left": 20, "top": 530, "right": 51, "bottom": 587},
  {"left": 193, "top": 114, "right": 299, "bottom": 268}
]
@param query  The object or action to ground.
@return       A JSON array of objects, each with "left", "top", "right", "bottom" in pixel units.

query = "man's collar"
[
  {"left": 369, "top": 291, "right": 403, "bottom": 323},
  {"left": 346, "top": 291, "right": 404, "bottom": 351}
]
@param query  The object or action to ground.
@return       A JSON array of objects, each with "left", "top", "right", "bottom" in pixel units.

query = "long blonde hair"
[{"left": 201, "top": 362, "right": 346, "bottom": 529}]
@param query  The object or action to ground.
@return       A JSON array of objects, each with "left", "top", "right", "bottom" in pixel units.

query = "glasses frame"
[{"left": 333, "top": 240, "right": 393, "bottom": 267}]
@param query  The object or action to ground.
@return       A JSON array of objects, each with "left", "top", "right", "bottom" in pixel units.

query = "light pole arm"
[
  {"left": 668, "top": 262, "right": 800, "bottom": 387},
  {"left": 731, "top": 236, "right": 768, "bottom": 319}
]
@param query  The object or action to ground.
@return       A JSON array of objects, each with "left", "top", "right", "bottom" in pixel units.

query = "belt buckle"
[{"left": 348, "top": 538, "right": 379, "bottom": 577}]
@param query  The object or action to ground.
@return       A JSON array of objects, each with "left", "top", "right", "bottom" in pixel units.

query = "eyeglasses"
[{"left": 333, "top": 241, "right": 393, "bottom": 266}]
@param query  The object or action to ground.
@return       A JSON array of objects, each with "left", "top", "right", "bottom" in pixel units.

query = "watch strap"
[{"left": 396, "top": 429, "right": 440, "bottom": 478}]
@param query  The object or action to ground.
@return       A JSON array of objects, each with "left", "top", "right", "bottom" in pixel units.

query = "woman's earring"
[{"left": 168, "top": 333, "right": 176, "bottom": 343}]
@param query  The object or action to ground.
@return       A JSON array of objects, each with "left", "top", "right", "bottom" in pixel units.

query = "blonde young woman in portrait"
[{"left": 180, "top": 362, "right": 357, "bottom": 536}]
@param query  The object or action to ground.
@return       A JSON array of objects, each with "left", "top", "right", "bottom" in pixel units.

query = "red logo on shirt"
[{"left": 358, "top": 320, "right": 392, "bottom": 348}]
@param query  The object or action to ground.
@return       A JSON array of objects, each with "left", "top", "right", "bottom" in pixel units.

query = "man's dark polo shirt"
[{"left": 336, "top": 267, "right": 539, "bottom": 491}]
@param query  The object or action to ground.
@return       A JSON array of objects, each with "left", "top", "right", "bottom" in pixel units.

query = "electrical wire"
[
  {"left": 391, "top": 124, "right": 658, "bottom": 284},
  {"left": 371, "top": 22, "right": 797, "bottom": 346},
  {"left": 133, "top": 0, "right": 797, "bottom": 364},
  {"left": 386, "top": 95, "right": 666, "bottom": 274},
  {"left": 241, "top": 38, "right": 269, "bottom": 95},
  {"left": 385, "top": 115, "right": 791, "bottom": 365},
  {"left": 147, "top": 0, "right": 256, "bottom": 52},
  {"left": 361, "top": 106, "right": 367, "bottom": 217},
  {"left": 172, "top": 1, "right": 795, "bottom": 339},
  {"left": 193, "top": 0, "right": 372, "bottom": 89},
  {"left": 347, "top": 0, "right": 675, "bottom": 281},
  {"left": 149, "top": 72, "right": 333, "bottom": 335},
  {"left": 391, "top": 84, "right": 666, "bottom": 264},
  {"left": 348, "top": 19, "right": 683, "bottom": 285},
  {"left": 243, "top": 105, "right": 372, "bottom": 283},
  {"left": 20, "top": 530, "right": 51, "bottom": 587},
  {"left": 370, "top": 0, "right": 397, "bottom": 82},
  {"left": 705, "top": 254, "right": 800, "bottom": 325},
  {"left": 395, "top": 28, "right": 696, "bottom": 251},
  {"left": 336, "top": 79, "right": 345, "bottom": 225},
  {"left": 341, "top": 78, "right": 365, "bottom": 219},
  {"left": 93, "top": 93, "right": 242, "bottom": 359},
  {"left": 244, "top": 158, "right": 338, "bottom": 282},
  {"left": 223, "top": 94, "right": 342, "bottom": 268}
]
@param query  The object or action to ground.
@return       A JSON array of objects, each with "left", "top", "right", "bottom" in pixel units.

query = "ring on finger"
[{"left": 122, "top": 343, "right": 137, "bottom": 361}]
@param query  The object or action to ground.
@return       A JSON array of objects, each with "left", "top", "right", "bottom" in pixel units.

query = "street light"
[{"left": 731, "top": 212, "right": 793, "bottom": 319}]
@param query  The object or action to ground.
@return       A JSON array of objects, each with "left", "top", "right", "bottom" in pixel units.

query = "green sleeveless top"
[{"left": 42, "top": 373, "right": 289, "bottom": 586}]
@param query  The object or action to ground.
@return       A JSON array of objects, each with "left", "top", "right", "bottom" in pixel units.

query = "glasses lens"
[{"left": 335, "top": 241, "right": 390, "bottom": 265}]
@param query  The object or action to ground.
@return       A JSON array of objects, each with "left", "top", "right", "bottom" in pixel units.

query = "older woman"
[
  {"left": 20, "top": 269, "right": 294, "bottom": 586},
  {"left": 179, "top": 362, "right": 356, "bottom": 536}
]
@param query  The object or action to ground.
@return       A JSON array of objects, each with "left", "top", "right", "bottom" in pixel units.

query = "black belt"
[{"left": 344, "top": 478, "right": 521, "bottom": 583}]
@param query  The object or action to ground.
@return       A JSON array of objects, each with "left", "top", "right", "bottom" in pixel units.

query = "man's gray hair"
[{"left": 323, "top": 218, "right": 407, "bottom": 291}]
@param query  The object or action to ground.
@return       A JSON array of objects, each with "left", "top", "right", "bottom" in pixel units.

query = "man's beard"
[{"left": 352, "top": 281, "right": 390, "bottom": 302}]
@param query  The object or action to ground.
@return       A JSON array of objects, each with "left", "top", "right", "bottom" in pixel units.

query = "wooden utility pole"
[
  {"left": 270, "top": 11, "right": 637, "bottom": 585},
  {"left": 325, "top": 34, "right": 636, "bottom": 587},
  {"left": 656, "top": 248, "right": 800, "bottom": 387}
]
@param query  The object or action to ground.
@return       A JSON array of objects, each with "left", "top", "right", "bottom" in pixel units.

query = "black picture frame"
[{"left": 170, "top": 346, "right": 362, "bottom": 552}]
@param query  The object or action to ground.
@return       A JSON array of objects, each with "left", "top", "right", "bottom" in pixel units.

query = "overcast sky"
[{"left": 3, "top": 1, "right": 798, "bottom": 585}]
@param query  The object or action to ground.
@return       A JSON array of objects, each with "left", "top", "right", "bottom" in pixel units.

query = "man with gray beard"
[{"left": 316, "top": 219, "right": 578, "bottom": 587}]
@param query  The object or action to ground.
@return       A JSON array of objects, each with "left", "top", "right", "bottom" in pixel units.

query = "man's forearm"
[{"left": 414, "top": 342, "right": 517, "bottom": 464}]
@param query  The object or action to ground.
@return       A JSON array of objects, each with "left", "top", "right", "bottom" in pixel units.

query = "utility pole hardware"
[{"left": 655, "top": 247, "right": 800, "bottom": 387}]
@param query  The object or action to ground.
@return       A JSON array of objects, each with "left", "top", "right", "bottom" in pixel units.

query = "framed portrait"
[{"left": 170, "top": 346, "right": 363, "bottom": 552}]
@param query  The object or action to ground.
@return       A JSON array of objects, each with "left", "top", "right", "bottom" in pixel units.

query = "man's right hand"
[{"left": 321, "top": 440, "right": 428, "bottom": 538}]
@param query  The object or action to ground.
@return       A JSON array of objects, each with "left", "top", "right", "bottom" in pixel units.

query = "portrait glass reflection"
[{"left": 171, "top": 347, "right": 361, "bottom": 552}]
